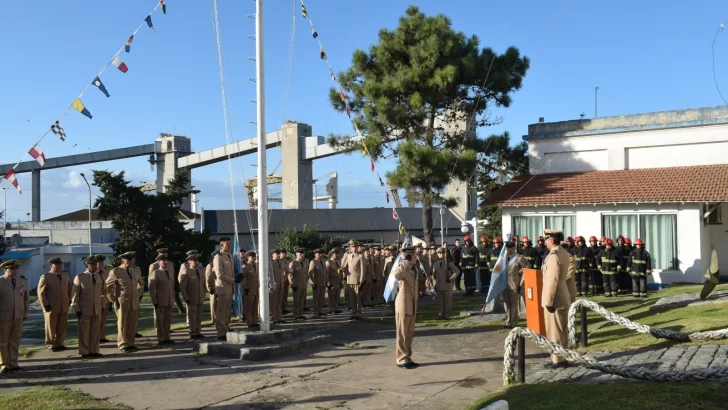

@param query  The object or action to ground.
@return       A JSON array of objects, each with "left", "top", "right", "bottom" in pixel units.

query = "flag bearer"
[{"left": 502, "top": 242, "right": 530, "bottom": 328}]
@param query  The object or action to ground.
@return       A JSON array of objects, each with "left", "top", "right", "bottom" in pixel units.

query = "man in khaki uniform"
[
  {"left": 433, "top": 248, "right": 459, "bottom": 320},
  {"left": 0, "top": 260, "right": 29, "bottom": 373},
  {"left": 242, "top": 251, "right": 260, "bottom": 328},
  {"left": 308, "top": 249, "right": 327, "bottom": 317},
  {"left": 149, "top": 254, "right": 175, "bottom": 345},
  {"left": 95, "top": 255, "right": 111, "bottom": 343},
  {"left": 279, "top": 249, "right": 291, "bottom": 315},
  {"left": 342, "top": 242, "right": 365, "bottom": 320},
  {"left": 393, "top": 247, "right": 418, "bottom": 369},
  {"left": 72, "top": 256, "right": 105, "bottom": 358},
  {"left": 501, "top": 242, "right": 531, "bottom": 328},
  {"left": 361, "top": 247, "right": 374, "bottom": 307},
  {"left": 326, "top": 248, "right": 342, "bottom": 314},
  {"left": 270, "top": 249, "right": 284, "bottom": 324},
  {"left": 206, "top": 250, "right": 219, "bottom": 323},
  {"left": 214, "top": 237, "right": 235, "bottom": 339},
  {"left": 38, "top": 257, "right": 71, "bottom": 351},
  {"left": 542, "top": 230, "right": 572, "bottom": 367},
  {"left": 106, "top": 251, "right": 145, "bottom": 352},
  {"left": 288, "top": 248, "right": 308, "bottom": 320},
  {"left": 180, "top": 253, "right": 205, "bottom": 339},
  {"left": 561, "top": 243, "right": 578, "bottom": 303}
]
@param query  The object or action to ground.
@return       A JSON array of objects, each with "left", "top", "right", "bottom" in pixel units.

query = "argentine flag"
[
  {"left": 383, "top": 237, "right": 412, "bottom": 302},
  {"left": 231, "top": 235, "right": 244, "bottom": 318},
  {"left": 484, "top": 234, "right": 513, "bottom": 312}
]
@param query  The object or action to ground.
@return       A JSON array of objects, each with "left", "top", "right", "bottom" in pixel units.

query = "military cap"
[
  {"left": 156, "top": 248, "right": 168, "bottom": 254},
  {"left": 0, "top": 259, "right": 19, "bottom": 269},
  {"left": 367, "top": 244, "right": 376, "bottom": 250},
  {"left": 271, "top": 248, "right": 280, "bottom": 254},
  {"left": 544, "top": 229, "right": 563, "bottom": 240},
  {"left": 83, "top": 256, "right": 97, "bottom": 265},
  {"left": 119, "top": 251, "right": 136, "bottom": 260},
  {"left": 329, "top": 247, "right": 340, "bottom": 255},
  {"left": 211, "top": 249, "right": 220, "bottom": 257},
  {"left": 296, "top": 247, "right": 306, "bottom": 254},
  {"left": 155, "top": 253, "right": 169, "bottom": 261},
  {"left": 401, "top": 246, "right": 416, "bottom": 254},
  {"left": 347, "top": 239, "right": 357, "bottom": 246},
  {"left": 414, "top": 243, "right": 423, "bottom": 248},
  {"left": 384, "top": 246, "right": 393, "bottom": 251},
  {"left": 47, "top": 257, "right": 62, "bottom": 265},
  {"left": 436, "top": 247, "right": 447, "bottom": 253},
  {"left": 219, "top": 237, "right": 231, "bottom": 242},
  {"left": 245, "top": 251, "right": 257, "bottom": 258},
  {"left": 94, "top": 254, "right": 106, "bottom": 262},
  {"left": 186, "top": 250, "right": 198, "bottom": 256},
  {"left": 313, "top": 248, "right": 324, "bottom": 254},
  {"left": 186, "top": 254, "right": 200, "bottom": 261}
]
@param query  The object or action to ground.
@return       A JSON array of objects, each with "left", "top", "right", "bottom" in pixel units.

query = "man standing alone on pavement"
[
  {"left": 393, "top": 246, "right": 419, "bottom": 369},
  {"left": 38, "top": 257, "right": 71, "bottom": 352},
  {"left": 541, "top": 229, "right": 572, "bottom": 368}
]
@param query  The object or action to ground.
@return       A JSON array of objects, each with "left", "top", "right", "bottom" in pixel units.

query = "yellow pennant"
[{"left": 71, "top": 98, "right": 92, "bottom": 119}]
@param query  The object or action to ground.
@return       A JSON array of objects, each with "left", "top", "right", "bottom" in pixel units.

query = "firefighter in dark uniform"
[
  {"left": 535, "top": 236, "right": 549, "bottom": 262},
  {"left": 565, "top": 236, "right": 575, "bottom": 252},
  {"left": 488, "top": 237, "right": 504, "bottom": 274},
  {"left": 519, "top": 236, "right": 542, "bottom": 270},
  {"left": 570, "top": 236, "right": 591, "bottom": 297},
  {"left": 451, "top": 239, "right": 463, "bottom": 291},
  {"left": 588, "top": 236, "right": 603, "bottom": 295},
  {"left": 615, "top": 235, "right": 628, "bottom": 294},
  {"left": 477, "top": 237, "right": 490, "bottom": 293},
  {"left": 460, "top": 236, "right": 478, "bottom": 296},
  {"left": 596, "top": 238, "right": 622, "bottom": 297},
  {"left": 629, "top": 239, "right": 651, "bottom": 298}
]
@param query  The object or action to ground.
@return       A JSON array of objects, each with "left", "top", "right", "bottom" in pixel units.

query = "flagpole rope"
[{"left": 280, "top": 0, "right": 297, "bottom": 125}]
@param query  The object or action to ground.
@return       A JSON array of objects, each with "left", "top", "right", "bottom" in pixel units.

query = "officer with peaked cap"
[
  {"left": 392, "top": 247, "right": 419, "bottom": 369},
  {"left": 342, "top": 241, "right": 366, "bottom": 320},
  {"left": 309, "top": 249, "right": 327, "bottom": 317},
  {"left": 94, "top": 255, "right": 112, "bottom": 343},
  {"left": 0, "top": 260, "right": 29, "bottom": 373},
  {"left": 326, "top": 248, "right": 343, "bottom": 314},
  {"left": 270, "top": 249, "right": 284, "bottom": 324},
  {"left": 180, "top": 253, "right": 205, "bottom": 339},
  {"left": 106, "top": 251, "right": 145, "bottom": 351},
  {"left": 288, "top": 248, "right": 309, "bottom": 320},
  {"left": 205, "top": 250, "right": 220, "bottom": 323},
  {"left": 242, "top": 251, "right": 260, "bottom": 328},
  {"left": 541, "top": 229, "right": 572, "bottom": 368},
  {"left": 72, "top": 255, "right": 105, "bottom": 358},
  {"left": 38, "top": 257, "right": 71, "bottom": 352},
  {"left": 150, "top": 253, "right": 175, "bottom": 345},
  {"left": 213, "top": 237, "right": 235, "bottom": 339}
]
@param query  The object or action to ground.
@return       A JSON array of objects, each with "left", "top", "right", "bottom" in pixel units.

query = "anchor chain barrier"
[
  {"left": 567, "top": 299, "right": 728, "bottom": 348},
  {"left": 503, "top": 327, "right": 728, "bottom": 386}
]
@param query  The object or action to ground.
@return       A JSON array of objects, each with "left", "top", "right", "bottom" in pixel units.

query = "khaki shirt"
[
  {"left": 98, "top": 268, "right": 111, "bottom": 305},
  {"left": 326, "top": 259, "right": 342, "bottom": 288},
  {"left": 180, "top": 265, "right": 206, "bottom": 305},
  {"left": 0, "top": 275, "right": 29, "bottom": 321},
  {"left": 541, "top": 247, "right": 572, "bottom": 309},
  {"left": 106, "top": 265, "right": 144, "bottom": 311},
  {"left": 566, "top": 255, "right": 577, "bottom": 303},
  {"left": 214, "top": 251, "right": 235, "bottom": 295},
  {"left": 432, "top": 259, "right": 460, "bottom": 292},
  {"left": 372, "top": 256, "right": 382, "bottom": 281},
  {"left": 72, "top": 271, "right": 105, "bottom": 316},
  {"left": 149, "top": 268, "right": 175, "bottom": 307},
  {"left": 205, "top": 263, "right": 216, "bottom": 294},
  {"left": 149, "top": 260, "right": 176, "bottom": 281},
  {"left": 288, "top": 259, "right": 308, "bottom": 289},
  {"left": 308, "top": 259, "right": 327, "bottom": 287},
  {"left": 271, "top": 258, "right": 283, "bottom": 291},
  {"left": 342, "top": 253, "right": 365, "bottom": 285},
  {"left": 38, "top": 271, "right": 71, "bottom": 313},
  {"left": 502, "top": 254, "right": 530, "bottom": 290},
  {"left": 243, "top": 262, "right": 259, "bottom": 295},
  {"left": 393, "top": 260, "right": 418, "bottom": 316}
]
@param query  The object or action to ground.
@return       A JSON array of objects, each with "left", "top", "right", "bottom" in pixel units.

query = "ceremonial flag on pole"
[
  {"left": 312, "top": 26, "right": 318, "bottom": 38},
  {"left": 320, "top": 45, "right": 327, "bottom": 60},
  {"left": 392, "top": 208, "right": 398, "bottom": 220},
  {"left": 92, "top": 77, "right": 110, "bottom": 97},
  {"left": 485, "top": 234, "right": 513, "bottom": 306},
  {"left": 145, "top": 15, "right": 154, "bottom": 31},
  {"left": 111, "top": 56, "right": 128, "bottom": 73},
  {"left": 51, "top": 121, "right": 66, "bottom": 141},
  {"left": 124, "top": 35, "right": 134, "bottom": 53},
  {"left": 160, "top": 0, "right": 166, "bottom": 14},
  {"left": 301, "top": 3, "right": 308, "bottom": 18},
  {"left": 28, "top": 144, "right": 46, "bottom": 167},
  {"left": 71, "top": 98, "right": 92, "bottom": 119},
  {"left": 3, "top": 169, "right": 21, "bottom": 194}
]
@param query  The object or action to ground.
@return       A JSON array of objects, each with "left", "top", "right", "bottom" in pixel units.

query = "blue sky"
[{"left": 1, "top": 0, "right": 727, "bottom": 222}]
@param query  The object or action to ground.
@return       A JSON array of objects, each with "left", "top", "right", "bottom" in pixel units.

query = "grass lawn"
[
  {"left": 579, "top": 283, "right": 728, "bottom": 351},
  {"left": 0, "top": 387, "right": 127, "bottom": 410},
  {"left": 467, "top": 382, "right": 728, "bottom": 410}
]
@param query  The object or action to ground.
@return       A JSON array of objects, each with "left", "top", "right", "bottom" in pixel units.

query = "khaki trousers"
[
  {"left": 78, "top": 315, "right": 101, "bottom": 355},
  {"left": 244, "top": 292, "right": 259, "bottom": 326},
  {"left": 270, "top": 287, "right": 283, "bottom": 322},
  {"left": 545, "top": 306, "right": 569, "bottom": 363},
  {"left": 281, "top": 282, "right": 290, "bottom": 313},
  {"left": 313, "top": 285, "right": 325, "bottom": 315},
  {"left": 502, "top": 288, "right": 520, "bottom": 327},
  {"left": 209, "top": 294, "right": 216, "bottom": 323},
  {"left": 0, "top": 319, "right": 23, "bottom": 368},
  {"left": 115, "top": 308, "right": 139, "bottom": 348},
  {"left": 328, "top": 286, "right": 340, "bottom": 313},
  {"left": 187, "top": 303, "right": 203, "bottom": 336},
  {"left": 44, "top": 311, "right": 68, "bottom": 348},
  {"left": 154, "top": 306, "right": 173, "bottom": 342},
  {"left": 292, "top": 286, "right": 306, "bottom": 318},
  {"left": 99, "top": 302, "right": 110, "bottom": 339},
  {"left": 395, "top": 312, "right": 415, "bottom": 365},
  {"left": 347, "top": 284, "right": 362, "bottom": 316},
  {"left": 436, "top": 290, "right": 453, "bottom": 319},
  {"left": 377, "top": 279, "right": 385, "bottom": 303},
  {"left": 215, "top": 294, "right": 232, "bottom": 337}
]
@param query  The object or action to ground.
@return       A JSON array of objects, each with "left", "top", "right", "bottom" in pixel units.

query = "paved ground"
[
  {"left": 1, "top": 293, "right": 550, "bottom": 410},
  {"left": 651, "top": 290, "right": 728, "bottom": 310}
]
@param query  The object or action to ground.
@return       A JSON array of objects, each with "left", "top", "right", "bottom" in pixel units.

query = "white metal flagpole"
[{"left": 256, "top": 0, "right": 270, "bottom": 332}]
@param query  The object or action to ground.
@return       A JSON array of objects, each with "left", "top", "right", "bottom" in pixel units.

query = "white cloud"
[{"left": 62, "top": 171, "right": 84, "bottom": 189}]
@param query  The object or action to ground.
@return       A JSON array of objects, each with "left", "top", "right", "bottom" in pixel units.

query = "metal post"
[
  {"left": 580, "top": 305, "right": 588, "bottom": 347},
  {"left": 439, "top": 205, "right": 444, "bottom": 245},
  {"left": 80, "top": 173, "right": 92, "bottom": 257},
  {"left": 255, "top": 0, "right": 270, "bottom": 332},
  {"left": 2, "top": 188, "right": 7, "bottom": 244},
  {"left": 594, "top": 86, "right": 599, "bottom": 118},
  {"left": 313, "top": 184, "right": 317, "bottom": 209},
  {"left": 517, "top": 335, "right": 526, "bottom": 383}
]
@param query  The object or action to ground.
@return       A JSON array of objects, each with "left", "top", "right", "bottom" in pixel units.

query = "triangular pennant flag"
[
  {"left": 320, "top": 45, "right": 327, "bottom": 61},
  {"left": 51, "top": 121, "right": 66, "bottom": 141},
  {"left": 71, "top": 98, "right": 92, "bottom": 119},
  {"left": 330, "top": 70, "right": 336, "bottom": 82},
  {"left": 345, "top": 104, "right": 351, "bottom": 118},
  {"left": 392, "top": 208, "right": 398, "bottom": 220},
  {"left": 111, "top": 56, "right": 129, "bottom": 73},
  {"left": 125, "top": 35, "right": 134, "bottom": 53},
  {"left": 362, "top": 143, "right": 369, "bottom": 156},
  {"left": 386, "top": 192, "right": 390, "bottom": 204},
  {"left": 92, "top": 77, "right": 110, "bottom": 97},
  {"left": 28, "top": 144, "right": 46, "bottom": 167},
  {"left": 339, "top": 88, "right": 346, "bottom": 102},
  {"left": 145, "top": 15, "right": 154, "bottom": 31},
  {"left": 370, "top": 160, "right": 375, "bottom": 172},
  {"left": 301, "top": 3, "right": 308, "bottom": 18},
  {"left": 399, "top": 221, "right": 405, "bottom": 235},
  {"left": 312, "top": 26, "right": 318, "bottom": 38},
  {"left": 160, "top": 0, "right": 166, "bottom": 14},
  {"left": 378, "top": 174, "right": 384, "bottom": 186},
  {"left": 3, "top": 169, "right": 21, "bottom": 194}
]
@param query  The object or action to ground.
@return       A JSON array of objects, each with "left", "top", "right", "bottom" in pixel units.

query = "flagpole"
[{"left": 255, "top": 0, "right": 270, "bottom": 332}]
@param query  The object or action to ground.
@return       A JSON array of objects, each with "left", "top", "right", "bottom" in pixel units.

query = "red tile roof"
[{"left": 481, "top": 164, "right": 728, "bottom": 207}]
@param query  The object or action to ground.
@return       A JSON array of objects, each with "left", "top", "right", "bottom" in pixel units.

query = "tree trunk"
[{"left": 422, "top": 202, "right": 434, "bottom": 245}]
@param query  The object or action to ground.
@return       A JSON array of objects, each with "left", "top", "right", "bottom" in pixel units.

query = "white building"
[{"left": 484, "top": 106, "right": 728, "bottom": 287}]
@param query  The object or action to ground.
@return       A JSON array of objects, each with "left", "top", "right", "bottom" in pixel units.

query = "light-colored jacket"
[
  {"left": 38, "top": 271, "right": 71, "bottom": 313},
  {"left": 566, "top": 255, "right": 577, "bottom": 303},
  {"left": 342, "top": 253, "right": 365, "bottom": 285},
  {"left": 288, "top": 259, "right": 308, "bottom": 289},
  {"left": 541, "top": 247, "right": 572, "bottom": 309},
  {"left": 106, "top": 265, "right": 144, "bottom": 311},
  {"left": 271, "top": 258, "right": 283, "bottom": 292},
  {"left": 180, "top": 265, "right": 206, "bottom": 305},
  {"left": 214, "top": 252, "right": 235, "bottom": 295},
  {"left": 393, "top": 259, "right": 418, "bottom": 315},
  {"left": 243, "top": 262, "right": 259, "bottom": 295},
  {"left": 432, "top": 259, "right": 460, "bottom": 292},
  {"left": 149, "top": 268, "right": 175, "bottom": 307},
  {"left": 503, "top": 254, "right": 530, "bottom": 290},
  {"left": 0, "top": 275, "right": 29, "bottom": 321},
  {"left": 72, "top": 271, "right": 104, "bottom": 317},
  {"left": 308, "top": 259, "right": 327, "bottom": 287},
  {"left": 326, "top": 259, "right": 342, "bottom": 288},
  {"left": 205, "top": 263, "right": 216, "bottom": 294}
]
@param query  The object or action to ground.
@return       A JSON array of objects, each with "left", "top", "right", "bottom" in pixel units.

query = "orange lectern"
[{"left": 523, "top": 268, "right": 546, "bottom": 336}]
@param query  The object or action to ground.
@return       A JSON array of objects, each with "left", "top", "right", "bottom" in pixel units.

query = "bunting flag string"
[
  {"left": 300, "top": 0, "right": 412, "bottom": 238},
  {"left": 1, "top": 0, "right": 166, "bottom": 195}
]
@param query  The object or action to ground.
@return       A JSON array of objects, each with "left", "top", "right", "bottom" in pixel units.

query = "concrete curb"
[
  {"left": 226, "top": 328, "right": 303, "bottom": 345},
  {"left": 199, "top": 333, "right": 332, "bottom": 361},
  {"left": 481, "top": 400, "right": 509, "bottom": 410}
]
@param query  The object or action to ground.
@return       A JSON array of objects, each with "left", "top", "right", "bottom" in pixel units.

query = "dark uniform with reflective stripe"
[
  {"left": 519, "top": 246, "right": 542, "bottom": 271},
  {"left": 488, "top": 245, "right": 503, "bottom": 273},
  {"left": 477, "top": 245, "right": 491, "bottom": 293},
  {"left": 628, "top": 249, "right": 651, "bottom": 297},
  {"left": 596, "top": 248, "right": 622, "bottom": 297},
  {"left": 570, "top": 245, "right": 591, "bottom": 296},
  {"left": 589, "top": 244, "right": 603, "bottom": 294},
  {"left": 618, "top": 244, "right": 633, "bottom": 294},
  {"left": 460, "top": 245, "right": 478, "bottom": 296}
]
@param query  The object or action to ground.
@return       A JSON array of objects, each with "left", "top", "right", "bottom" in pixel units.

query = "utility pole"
[
  {"left": 439, "top": 204, "right": 445, "bottom": 245},
  {"left": 595, "top": 86, "right": 599, "bottom": 118}
]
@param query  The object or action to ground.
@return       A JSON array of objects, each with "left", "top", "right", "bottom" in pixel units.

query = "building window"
[
  {"left": 545, "top": 216, "right": 576, "bottom": 238},
  {"left": 513, "top": 216, "right": 543, "bottom": 244},
  {"left": 602, "top": 215, "right": 638, "bottom": 241},
  {"left": 703, "top": 203, "right": 722, "bottom": 225},
  {"left": 640, "top": 214, "right": 678, "bottom": 270}
]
